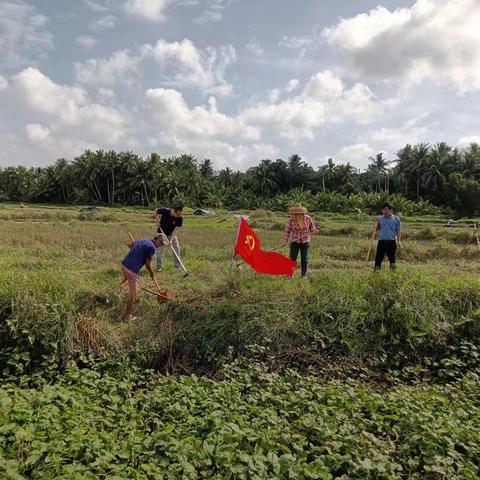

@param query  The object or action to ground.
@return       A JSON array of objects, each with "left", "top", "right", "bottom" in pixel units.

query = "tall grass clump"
[
  {"left": 295, "top": 270, "right": 480, "bottom": 361},
  {"left": 0, "top": 271, "right": 78, "bottom": 373}
]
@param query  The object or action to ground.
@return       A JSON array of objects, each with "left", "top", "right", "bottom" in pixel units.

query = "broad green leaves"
[{"left": 1, "top": 361, "right": 479, "bottom": 479}]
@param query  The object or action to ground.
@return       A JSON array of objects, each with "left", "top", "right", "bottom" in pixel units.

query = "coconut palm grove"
[{"left": 1, "top": 143, "right": 480, "bottom": 216}]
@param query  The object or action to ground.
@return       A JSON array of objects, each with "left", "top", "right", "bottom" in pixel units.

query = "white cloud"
[
  {"left": 25, "top": 124, "right": 50, "bottom": 142},
  {"left": 0, "top": 68, "right": 271, "bottom": 169},
  {"left": 242, "top": 98, "right": 327, "bottom": 142},
  {"left": 278, "top": 29, "right": 322, "bottom": 57},
  {"left": 458, "top": 136, "right": 480, "bottom": 147},
  {"left": 12, "top": 68, "right": 87, "bottom": 125},
  {"left": 83, "top": 0, "right": 109, "bottom": 12},
  {"left": 305, "top": 70, "right": 343, "bottom": 100},
  {"left": 242, "top": 70, "right": 391, "bottom": 142},
  {"left": 323, "top": 5, "right": 411, "bottom": 50},
  {"left": 336, "top": 115, "right": 436, "bottom": 168},
  {"left": 368, "top": 121, "right": 432, "bottom": 151},
  {"left": 143, "top": 89, "right": 259, "bottom": 141},
  {"left": 123, "top": 0, "right": 181, "bottom": 21},
  {"left": 337, "top": 143, "right": 375, "bottom": 165},
  {"left": 6, "top": 68, "right": 128, "bottom": 144},
  {"left": 322, "top": 0, "right": 480, "bottom": 94},
  {"left": 75, "top": 35, "right": 97, "bottom": 49},
  {"left": 195, "top": 0, "right": 237, "bottom": 24},
  {"left": 268, "top": 78, "right": 300, "bottom": 103},
  {"left": 0, "top": 76, "right": 8, "bottom": 90},
  {"left": 145, "top": 39, "right": 236, "bottom": 96},
  {"left": 246, "top": 38, "right": 264, "bottom": 57},
  {"left": 75, "top": 50, "right": 142, "bottom": 87},
  {"left": 0, "top": 0, "right": 53, "bottom": 70},
  {"left": 92, "top": 14, "right": 119, "bottom": 30},
  {"left": 74, "top": 39, "right": 235, "bottom": 95}
]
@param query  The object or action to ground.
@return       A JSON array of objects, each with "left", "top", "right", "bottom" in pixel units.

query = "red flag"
[{"left": 234, "top": 218, "right": 297, "bottom": 277}]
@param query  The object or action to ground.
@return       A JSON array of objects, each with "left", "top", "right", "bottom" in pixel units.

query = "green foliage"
[
  {"left": 0, "top": 359, "right": 479, "bottom": 479},
  {"left": 1, "top": 143, "right": 480, "bottom": 215}
]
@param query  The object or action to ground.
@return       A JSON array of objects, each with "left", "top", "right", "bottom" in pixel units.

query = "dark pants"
[
  {"left": 290, "top": 242, "right": 309, "bottom": 277},
  {"left": 374, "top": 240, "right": 397, "bottom": 270}
]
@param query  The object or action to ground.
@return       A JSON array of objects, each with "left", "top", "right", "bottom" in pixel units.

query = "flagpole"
[{"left": 230, "top": 214, "right": 244, "bottom": 266}]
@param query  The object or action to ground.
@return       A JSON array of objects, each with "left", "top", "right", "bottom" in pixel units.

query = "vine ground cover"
[{"left": 1, "top": 359, "right": 479, "bottom": 479}]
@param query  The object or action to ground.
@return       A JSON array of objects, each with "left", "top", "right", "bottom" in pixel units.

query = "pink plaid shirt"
[{"left": 283, "top": 215, "right": 317, "bottom": 244}]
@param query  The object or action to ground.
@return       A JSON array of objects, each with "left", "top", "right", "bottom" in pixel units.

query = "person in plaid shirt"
[{"left": 283, "top": 204, "right": 318, "bottom": 278}]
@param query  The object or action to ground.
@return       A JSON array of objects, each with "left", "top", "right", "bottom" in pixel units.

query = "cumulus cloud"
[
  {"left": 241, "top": 70, "right": 391, "bottom": 142},
  {"left": 143, "top": 89, "right": 259, "bottom": 141},
  {"left": 25, "top": 123, "right": 50, "bottom": 142},
  {"left": 0, "top": 0, "right": 53, "bottom": 70},
  {"left": 6, "top": 68, "right": 128, "bottom": 144},
  {"left": 458, "top": 136, "right": 480, "bottom": 147},
  {"left": 12, "top": 68, "right": 87, "bottom": 125},
  {"left": 322, "top": 0, "right": 480, "bottom": 94},
  {"left": 268, "top": 78, "right": 300, "bottom": 103},
  {"left": 334, "top": 115, "right": 436, "bottom": 168},
  {"left": 367, "top": 120, "right": 432, "bottom": 152},
  {"left": 305, "top": 70, "right": 343, "bottom": 100},
  {"left": 0, "top": 68, "right": 271, "bottom": 168},
  {"left": 74, "top": 39, "right": 235, "bottom": 96},
  {"left": 146, "top": 39, "right": 236, "bottom": 96},
  {"left": 123, "top": 0, "right": 181, "bottom": 21},
  {"left": 337, "top": 143, "right": 375, "bottom": 165},
  {"left": 75, "top": 50, "right": 142, "bottom": 87}
]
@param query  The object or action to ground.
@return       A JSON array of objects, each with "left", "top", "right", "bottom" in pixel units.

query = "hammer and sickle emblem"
[{"left": 245, "top": 235, "right": 255, "bottom": 251}]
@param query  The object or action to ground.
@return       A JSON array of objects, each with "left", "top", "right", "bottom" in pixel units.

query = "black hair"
[
  {"left": 173, "top": 205, "right": 184, "bottom": 212},
  {"left": 382, "top": 203, "right": 393, "bottom": 210}
]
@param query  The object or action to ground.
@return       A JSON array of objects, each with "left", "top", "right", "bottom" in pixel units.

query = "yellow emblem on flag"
[{"left": 245, "top": 235, "right": 255, "bottom": 252}]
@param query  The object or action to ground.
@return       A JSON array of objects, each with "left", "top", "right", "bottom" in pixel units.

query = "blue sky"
[{"left": 1, "top": 0, "right": 479, "bottom": 170}]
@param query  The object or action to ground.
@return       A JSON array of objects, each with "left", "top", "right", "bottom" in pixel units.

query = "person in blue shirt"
[
  {"left": 119, "top": 235, "right": 164, "bottom": 320},
  {"left": 374, "top": 203, "right": 402, "bottom": 271}
]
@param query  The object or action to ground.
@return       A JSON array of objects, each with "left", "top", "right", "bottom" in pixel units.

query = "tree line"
[{"left": 1, "top": 142, "right": 479, "bottom": 216}]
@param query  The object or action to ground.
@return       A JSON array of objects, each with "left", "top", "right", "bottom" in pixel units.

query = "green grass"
[{"left": 0, "top": 203, "right": 479, "bottom": 371}]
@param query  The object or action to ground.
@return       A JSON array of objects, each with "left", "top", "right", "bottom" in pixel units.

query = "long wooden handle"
[
  {"left": 143, "top": 287, "right": 169, "bottom": 300},
  {"left": 365, "top": 223, "right": 377, "bottom": 264},
  {"left": 158, "top": 227, "right": 189, "bottom": 275},
  {"left": 153, "top": 277, "right": 163, "bottom": 295},
  {"left": 128, "top": 232, "right": 135, "bottom": 241}
]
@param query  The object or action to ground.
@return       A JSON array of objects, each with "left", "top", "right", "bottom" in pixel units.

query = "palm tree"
[
  {"left": 403, "top": 143, "right": 430, "bottom": 200},
  {"left": 199, "top": 159, "right": 214, "bottom": 178},
  {"left": 461, "top": 143, "right": 480, "bottom": 179},
  {"left": 421, "top": 143, "right": 453, "bottom": 199},
  {"left": 249, "top": 160, "right": 278, "bottom": 195},
  {"left": 218, "top": 167, "right": 234, "bottom": 188},
  {"left": 368, "top": 152, "right": 389, "bottom": 192}
]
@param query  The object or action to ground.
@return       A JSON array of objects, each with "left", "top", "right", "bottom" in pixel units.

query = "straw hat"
[{"left": 288, "top": 204, "right": 308, "bottom": 215}]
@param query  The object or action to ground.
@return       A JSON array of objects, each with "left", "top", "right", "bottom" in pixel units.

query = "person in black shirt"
[{"left": 155, "top": 205, "right": 184, "bottom": 271}]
